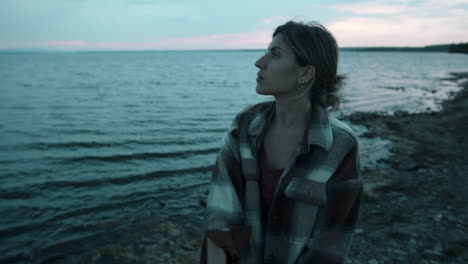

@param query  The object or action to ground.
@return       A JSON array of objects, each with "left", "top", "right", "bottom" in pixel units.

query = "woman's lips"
[{"left": 256, "top": 74, "right": 264, "bottom": 82}]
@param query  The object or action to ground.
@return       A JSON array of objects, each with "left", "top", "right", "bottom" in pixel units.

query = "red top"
[{"left": 259, "top": 142, "right": 285, "bottom": 227}]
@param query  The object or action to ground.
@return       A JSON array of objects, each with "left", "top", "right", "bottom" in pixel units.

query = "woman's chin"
[{"left": 256, "top": 85, "right": 269, "bottom": 95}]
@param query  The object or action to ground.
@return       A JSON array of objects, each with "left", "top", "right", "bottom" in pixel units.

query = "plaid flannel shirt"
[{"left": 200, "top": 101, "right": 363, "bottom": 264}]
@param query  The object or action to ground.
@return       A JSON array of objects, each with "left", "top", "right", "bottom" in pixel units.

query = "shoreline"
[
  {"left": 47, "top": 72, "right": 468, "bottom": 264},
  {"left": 345, "top": 72, "right": 468, "bottom": 264}
]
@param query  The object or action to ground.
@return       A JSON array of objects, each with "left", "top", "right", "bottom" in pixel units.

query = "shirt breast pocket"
[{"left": 284, "top": 178, "right": 328, "bottom": 206}]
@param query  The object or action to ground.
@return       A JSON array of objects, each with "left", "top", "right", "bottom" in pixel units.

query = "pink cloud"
[
  {"left": 47, "top": 40, "right": 87, "bottom": 47},
  {"left": 327, "top": 0, "right": 468, "bottom": 46},
  {"left": 154, "top": 31, "right": 272, "bottom": 49},
  {"left": 81, "top": 31, "right": 273, "bottom": 50},
  {"left": 0, "top": 40, "right": 88, "bottom": 50},
  {"left": 27, "top": 31, "right": 272, "bottom": 50},
  {"left": 328, "top": 15, "right": 468, "bottom": 46},
  {"left": 96, "top": 42, "right": 133, "bottom": 48}
]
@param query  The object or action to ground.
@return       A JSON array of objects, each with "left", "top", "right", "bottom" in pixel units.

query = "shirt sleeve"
[
  {"left": 199, "top": 124, "right": 251, "bottom": 264},
  {"left": 296, "top": 143, "right": 364, "bottom": 264}
]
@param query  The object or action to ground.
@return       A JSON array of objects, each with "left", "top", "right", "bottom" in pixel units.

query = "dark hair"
[{"left": 273, "top": 21, "right": 345, "bottom": 111}]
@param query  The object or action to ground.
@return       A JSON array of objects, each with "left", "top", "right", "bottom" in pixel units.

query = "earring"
[{"left": 299, "top": 78, "right": 315, "bottom": 89}]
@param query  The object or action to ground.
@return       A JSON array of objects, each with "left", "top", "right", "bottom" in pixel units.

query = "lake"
[{"left": 0, "top": 50, "right": 467, "bottom": 262}]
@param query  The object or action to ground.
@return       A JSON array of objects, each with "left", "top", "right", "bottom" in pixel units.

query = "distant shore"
[
  {"left": 47, "top": 73, "right": 468, "bottom": 264},
  {"left": 340, "top": 44, "right": 450, "bottom": 52},
  {"left": 341, "top": 43, "right": 468, "bottom": 54}
]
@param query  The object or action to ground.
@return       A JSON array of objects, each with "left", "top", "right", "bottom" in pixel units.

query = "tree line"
[{"left": 448, "top": 43, "right": 468, "bottom": 54}]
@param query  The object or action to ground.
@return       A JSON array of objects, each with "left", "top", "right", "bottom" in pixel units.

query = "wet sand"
[{"left": 54, "top": 73, "right": 468, "bottom": 264}]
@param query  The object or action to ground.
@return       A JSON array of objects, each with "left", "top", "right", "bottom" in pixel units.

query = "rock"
[
  {"left": 385, "top": 86, "right": 406, "bottom": 91},
  {"left": 432, "top": 242, "right": 443, "bottom": 254},
  {"left": 398, "top": 159, "right": 418, "bottom": 170},
  {"left": 393, "top": 249, "right": 407, "bottom": 255},
  {"left": 367, "top": 258, "right": 379, "bottom": 264},
  {"left": 423, "top": 246, "right": 443, "bottom": 257},
  {"left": 168, "top": 226, "right": 181, "bottom": 237},
  {"left": 393, "top": 110, "right": 408, "bottom": 117},
  {"left": 386, "top": 120, "right": 402, "bottom": 131},
  {"left": 361, "top": 131, "right": 374, "bottom": 138},
  {"left": 446, "top": 214, "right": 455, "bottom": 221},
  {"left": 165, "top": 239, "right": 175, "bottom": 248},
  {"left": 199, "top": 197, "right": 207, "bottom": 207},
  {"left": 363, "top": 177, "right": 393, "bottom": 198},
  {"left": 443, "top": 240, "right": 466, "bottom": 257}
]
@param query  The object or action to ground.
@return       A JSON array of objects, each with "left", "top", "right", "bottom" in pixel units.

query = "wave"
[
  {"left": 1, "top": 137, "right": 220, "bottom": 151},
  {"left": 29, "top": 165, "right": 213, "bottom": 189},
  {"left": 110, "top": 181, "right": 208, "bottom": 201},
  {"left": 57, "top": 148, "right": 218, "bottom": 164},
  {"left": 0, "top": 190, "right": 34, "bottom": 199},
  {"left": 44, "top": 128, "right": 108, "bottom": 136},
  {"left": 0, "top": 190, "right": 178, "bottom": 240},
  {"left": 20, "top": 141, "right": 125, "bottom": 150},
  {"left": 0, "top": 187, "right": 188, "bottom": 263}
]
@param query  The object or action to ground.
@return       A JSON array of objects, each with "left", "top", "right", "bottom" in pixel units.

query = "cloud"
[
  {"left": 148, "top": 31, "right": 272, "bottom": 49},
  {"left": 47, "top": 40, "right": 87, "bottom": 47},
  {"left": 331, "top": 0, "right": 468, "bottom": 16},
  {"left": 262, "top": 16, "right": 292, "bottom": 25},
  {"left": 0, "top": 30, "right": 274, "bottom": 50},
  {"left": 425, "top": 0, "right": 468, "bottom": 7},
  {"left": 33, "top": 31, "right": 273, "bottom": 50},
  {"left": 1, "top": 0, "right": 466, "bottom": 50},
  {"left": 328, "top": 15, "right": 468, "bottom": 46},
  {"left": 327, "top": 0, "right": 468, "bottom": 46},
  {"left": 447, "top": 8, "right": 466, "bottom": 15},
  {"left": 331, "top": 1, "right": 410, "bottom": 15},
  {"left": 95, "top": 42, "right": 131, "bottom": 49}
]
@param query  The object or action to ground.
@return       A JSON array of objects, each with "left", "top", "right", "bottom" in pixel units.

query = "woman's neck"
[{"left": 273, "top": 96, "right": 312, "bottom": 129}]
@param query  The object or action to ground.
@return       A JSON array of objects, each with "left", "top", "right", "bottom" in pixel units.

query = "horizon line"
[{"left": 0, "top": 43, "right": 465, "bottom": 53}]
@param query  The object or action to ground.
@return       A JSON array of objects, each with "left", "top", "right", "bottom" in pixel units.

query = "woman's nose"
[{"left": 255, "top": 55, "right": 265, "bottom": 69}]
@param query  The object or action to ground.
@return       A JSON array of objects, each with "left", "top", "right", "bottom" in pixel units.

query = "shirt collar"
[{"left": 247, "top": 102, "right": 333, "bottom": 151}]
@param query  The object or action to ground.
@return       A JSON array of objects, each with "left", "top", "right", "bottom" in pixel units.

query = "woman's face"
[{"left": 254, "top": 34, "right": 303, "bottom": 97}]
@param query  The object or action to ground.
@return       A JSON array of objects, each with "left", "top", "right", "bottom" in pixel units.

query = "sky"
[{"left": 0, "top": 0, "right": 467, "bottom": 50}]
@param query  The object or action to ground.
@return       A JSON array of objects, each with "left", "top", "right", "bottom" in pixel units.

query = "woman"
[{"left": 200, "top": 20, "right": 363, "bottom": 264}]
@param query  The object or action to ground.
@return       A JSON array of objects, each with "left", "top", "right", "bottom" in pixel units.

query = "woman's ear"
[{"left": 299, "top": 65, "right": 316, "bottom": 83}]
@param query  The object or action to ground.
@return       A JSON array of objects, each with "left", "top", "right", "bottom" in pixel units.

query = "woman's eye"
[{"left": 265, "top": 51, "right": 279, "bottom": 58}]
